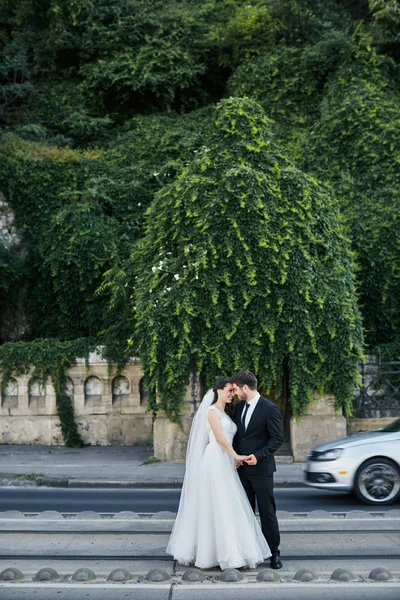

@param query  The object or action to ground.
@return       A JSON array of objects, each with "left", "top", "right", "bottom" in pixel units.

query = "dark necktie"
[{"left": 241, "top": 402, "right": 250, "bottom": 432}]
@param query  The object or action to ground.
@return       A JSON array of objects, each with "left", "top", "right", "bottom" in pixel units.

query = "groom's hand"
[{"left": 244, "top": 454, "right": 257, "bottom": 465}]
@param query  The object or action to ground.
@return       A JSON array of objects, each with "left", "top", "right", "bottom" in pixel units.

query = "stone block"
[
  {"left": 154, "top": 415, "right": 192, "bottom": 461},
  {"left": 77, "top": 415, "right": 108, "bottom": 445},
  {"left": 0, "top": 415, "right": 53, "bottom": 444},
  {"left": 347, "top": 418, "right": 394, "bottom": 434},
  {"left": 290, "top": 394, "right": 346, "bottom": 462}
]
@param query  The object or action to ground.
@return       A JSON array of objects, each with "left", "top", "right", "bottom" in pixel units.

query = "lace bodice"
[{"left": 206, "top": 406, "right": 237, "bottom": 444}]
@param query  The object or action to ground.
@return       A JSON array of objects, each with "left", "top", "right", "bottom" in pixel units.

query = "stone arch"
[
  {"left": 112, "top": 375, "right": 129, "bottom": 405},
  {"left": 64, "top": 376, "right": 74, "bottom": 398},
  {"left": 28, "top": 377, "right": 46, "bottom": 412},
  {"left": 139, "top": 377, "right": 149, "bottom": 405},
  {"left": 84, "top": 376, "right": 102, "bottom": 406},
  {"left": 1, "top": 377, "right": 18, "bottom": 408}
]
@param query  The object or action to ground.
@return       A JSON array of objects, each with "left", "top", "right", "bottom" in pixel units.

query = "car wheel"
[{"left": 354, "top": 458, "right": 400, "bottom": 505}]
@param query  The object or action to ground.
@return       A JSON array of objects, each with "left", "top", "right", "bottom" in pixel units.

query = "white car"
[{"left": 304, "top": 418, "right": 400, "bottom": 505}]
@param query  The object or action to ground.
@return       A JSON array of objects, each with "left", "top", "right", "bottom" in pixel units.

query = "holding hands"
[{"left": 234, "top": 454, "right": 258, "bottom": 468}]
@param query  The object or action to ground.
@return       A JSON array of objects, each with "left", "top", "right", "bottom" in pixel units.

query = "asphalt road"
[{"left": 0, "top": 487, "right": 394, "bottom": 513}]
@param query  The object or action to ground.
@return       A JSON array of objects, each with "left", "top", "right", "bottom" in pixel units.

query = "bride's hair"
[{"left": 211, "top": 376, "right": 230, "bottom": 405}]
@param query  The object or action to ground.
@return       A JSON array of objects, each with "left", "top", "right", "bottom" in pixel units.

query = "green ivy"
[
  {"left": 133, "top": 97, "right": 364, "bottom": 422},
  {"left": 304, "top": 33, "right": 400, "bottom": 353},
  {"left": 0, "top": 338, "right": 94, "bottom": 447}
]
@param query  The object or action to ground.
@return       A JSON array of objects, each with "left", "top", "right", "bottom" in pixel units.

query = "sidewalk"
[{"left": 0, "top": 445, "right": 305, "bottom": 488}]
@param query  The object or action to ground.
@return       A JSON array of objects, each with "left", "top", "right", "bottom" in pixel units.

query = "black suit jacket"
[{"left": 233, "top": 396, "right": 284, "bottom": 476}]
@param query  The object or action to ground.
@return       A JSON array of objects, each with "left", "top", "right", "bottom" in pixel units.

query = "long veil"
[{"left": 166, "top": 388, "right": 214, "bottom": 564}]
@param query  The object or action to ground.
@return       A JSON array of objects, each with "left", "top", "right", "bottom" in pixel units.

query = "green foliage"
[
  {"left": 228, "top": 31, "right": 353, "bottom": 157},
  {"left": 304, "top": 36, "right": 400, "bottom": 350},
  {"left": 133, "top": 97, "right": 363, "bottom": 422},
  {"left": 1, "top": 0, "right": 399, "bottom": 420},
  {"left": 0, "top": 337, "right": 94, "bottom": 446},
  {"left": 369, "top": 0, "right": 400, "bottom": 58},
  {"left": 0, "top": 40, "right": 32, "bottom": 124},
  {"left": 0, "top": 246, "right": 23, "bottom": 323}
]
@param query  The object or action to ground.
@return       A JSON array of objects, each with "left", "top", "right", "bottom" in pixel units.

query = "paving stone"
[
  {"left": 34, "top": 511, "right": 63, "bottom": 520},
  {"left": 0, "top": 568, "right": 23, "bottom": 581},
  {"left": 73, "top": 511, "right": 102, "bottom": 520},
  {"left": 34, "top": 568, "right": 59, "bottom": 581},
  {"left": 112, "top": 511, "right": 141, "bottom": 520},
  {"left": 151, "top": 511, "right": 176, "bottom": 520},
  {"left": 107, "top": 569, "right": 133, "bottom": 582},
  {"left": 384, "top": 509, "right": 400, "bottom": 518},
  {"left": 182, "top": 568, "right": 205, "bottom": 582},
  {"left": 219, "top": 569, "right": 244, "bottom": 582},
  {"left": 369, "top": 567, "right": 393, "bottom": 581},
  {"left": 306, "top": 510, "right": 336, "bottom": 519},
  {"left": 294, "top": 568, "right": 318, "bottom": 582},
  {"left": 72, "top": 568, "right": 96, "bottom": 581},
  {"left": 330, "top": 568, "right": 355, "bottom": 581},
  {"left": 146, "top": 569, "right": 170, "bottom": 582},
  {"left": 256, "top": 569, "right": 280, "bottom": 582}
]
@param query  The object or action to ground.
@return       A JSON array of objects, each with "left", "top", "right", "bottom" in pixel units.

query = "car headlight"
[{"left": 310, "top": 448, "right": 343, "bottom": 461}]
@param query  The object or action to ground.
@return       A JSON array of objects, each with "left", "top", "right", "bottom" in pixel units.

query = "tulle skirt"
[{"left": 167, "top": 440, "right": 271, "bottom": 570}]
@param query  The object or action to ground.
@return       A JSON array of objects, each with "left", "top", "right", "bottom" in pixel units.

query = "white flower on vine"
[{"left": 174, "top": 274, "right": 180, "bottom": 280}]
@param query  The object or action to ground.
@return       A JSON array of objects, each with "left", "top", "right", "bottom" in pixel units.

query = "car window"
[{"left": 382, "top": 418, "right": 400, "bottom": 433}]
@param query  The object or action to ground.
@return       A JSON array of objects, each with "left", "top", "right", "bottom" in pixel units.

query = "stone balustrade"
[{"left": 0, "top": 354, "right": 153, "bottom": 446}]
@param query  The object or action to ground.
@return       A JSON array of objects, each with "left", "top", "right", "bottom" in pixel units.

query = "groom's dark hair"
[{"left": 230, "top": 370, "right": 258, "bottom": 390}]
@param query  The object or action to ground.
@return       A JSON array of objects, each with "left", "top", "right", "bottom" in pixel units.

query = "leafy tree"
[
  {"left": 0, "top": 245, "right": 23, "bottom": 342},
  {"left": 369, "top": 0, "right": 400, "bottom": 59},
  {"left": 133, "top": 97, "right": 363, "bottom": 422},
  {"left": 305, "top": 35, "right": 400, "bottom": 350},
  {"left": 228, "top": 30, "right": 353, "bottom": 158}
]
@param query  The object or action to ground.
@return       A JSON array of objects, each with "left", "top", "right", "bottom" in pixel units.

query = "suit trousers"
[{"left": 238, "top": 469, "right": 281, "bottom": 555}]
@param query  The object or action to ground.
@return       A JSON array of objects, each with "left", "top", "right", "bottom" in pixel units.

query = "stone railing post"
[{"left": 290, "top": 393, "right": 346, "bottom": 462}]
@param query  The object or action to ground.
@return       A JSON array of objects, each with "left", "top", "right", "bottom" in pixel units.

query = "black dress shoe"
[{"left": 270, "top": 554, "right": 283, "bottom": 569}]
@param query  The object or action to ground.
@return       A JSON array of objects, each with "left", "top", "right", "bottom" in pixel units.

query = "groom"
[{"left": 231, "top": 370, "right": 284, "bottom": 569}]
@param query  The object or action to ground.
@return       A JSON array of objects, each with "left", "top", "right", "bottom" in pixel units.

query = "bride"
[{"left": 167, "top": 376, "right": 271, "bottom": 570}]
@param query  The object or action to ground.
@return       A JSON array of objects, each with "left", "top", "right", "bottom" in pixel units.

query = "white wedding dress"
[{"left": 167, "top": 403, "right": 271, "bottom": 570}]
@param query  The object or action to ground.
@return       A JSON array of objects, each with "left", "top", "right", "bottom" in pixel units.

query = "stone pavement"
[{"left": 0, "top": 444, "right": 305, "bottom": 488}]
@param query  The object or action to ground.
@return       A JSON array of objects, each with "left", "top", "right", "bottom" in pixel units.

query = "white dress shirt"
[{"left": 242, "top": 393, "right": 260, "bottom": 430}]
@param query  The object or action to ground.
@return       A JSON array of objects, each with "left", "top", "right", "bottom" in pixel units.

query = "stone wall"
[
  {"left": 0, "top": 353, "right": 153, "bottom": 446},
  {"left": 0, "top": 353, "right": 202, "bottom": 449},
  {"left": 290, "top": 394, "right": 347, "bottom": 462}
]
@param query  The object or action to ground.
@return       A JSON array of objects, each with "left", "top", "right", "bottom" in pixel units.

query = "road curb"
[{"left": 0, "top": 477, "right": 307, "bottom": 489}]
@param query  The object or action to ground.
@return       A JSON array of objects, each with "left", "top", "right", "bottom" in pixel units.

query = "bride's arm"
[{"left": 207, "top": 410, "right": 248, "bottom": 461}]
